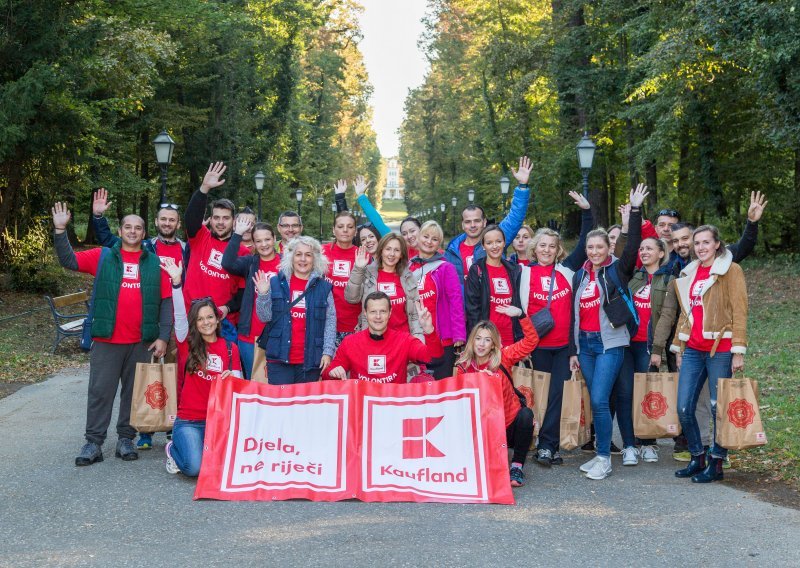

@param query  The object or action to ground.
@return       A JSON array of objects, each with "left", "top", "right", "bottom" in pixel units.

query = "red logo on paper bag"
[
  {"left": 580, "top": 399, "right": 587, "bottom": 426},
  {"left": 145, "top": 382, "right": 167, "bottom": 410},
  {"left": 727, "top": 399, "right": 756, "bottom": 429},
  {"left": 641, "top": 391, "right": 668, "bottom": 420},
  {"left": 402, "top": 417, "right": 445, "bottom": 459},
  {"left": 518, "top": 385, "right": 534, "bottom": 408}
]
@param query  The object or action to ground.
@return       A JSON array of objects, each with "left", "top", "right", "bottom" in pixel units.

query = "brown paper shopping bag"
[
  {"left": 717, "top": 376, "right": 768, "bottom": 450},
  {"left": 532, "top": 370, "right": 551, "bottom": 437},
  {"left": 633, "top": 372, "right": 681, "bottom": 438},
  {"left": 130, "top": 358, "right": 178, "bottom": 433},
  {"left": 251, "top": 345, "right": 269, "bottom": 383},
  {"left": 560, "top": 370, "right": 592, "bottom": 450}
]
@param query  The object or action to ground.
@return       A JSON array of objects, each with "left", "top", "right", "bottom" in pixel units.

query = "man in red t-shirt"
[
  {"left": 52, "top": 203, "right": 171, "bottom": 467},
  {"left": 324, "top": 292, "right": 443, "bottom": 383}
]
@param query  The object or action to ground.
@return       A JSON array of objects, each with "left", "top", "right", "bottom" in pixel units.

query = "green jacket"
[
  {"left": 91, "top": 243, "right": 162, "bottom": 341},
  {"left": 628, "top": 265, "right": 675, "bottom": 353}
]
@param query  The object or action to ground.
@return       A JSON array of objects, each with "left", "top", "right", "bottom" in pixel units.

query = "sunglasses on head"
[
  {"left": 190, "top": 296, "right": 214, "bottom": 306},
  {"left": 657, "top": 209, "right": 679, "bottom": 218},
  {"left": 159, "top": 203, "right": 180, "bottom": 211}
]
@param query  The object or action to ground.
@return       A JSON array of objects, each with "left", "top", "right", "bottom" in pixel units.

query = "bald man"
[{"left": 52, "top": 204, "right": 172, "bottom": 467}]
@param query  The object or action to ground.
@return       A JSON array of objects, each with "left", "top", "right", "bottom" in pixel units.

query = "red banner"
[{"left": 194, "top": 374, "right": 514, "bottom": 504}]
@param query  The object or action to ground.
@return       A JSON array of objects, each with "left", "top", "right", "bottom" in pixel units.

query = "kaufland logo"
[{"left": 402, "top": 417, "right": 445, "bottom": 459}]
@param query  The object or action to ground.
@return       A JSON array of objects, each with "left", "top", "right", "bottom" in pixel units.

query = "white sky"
[{"left": 358, "top": 0, "right": 429, "bottom": 157}]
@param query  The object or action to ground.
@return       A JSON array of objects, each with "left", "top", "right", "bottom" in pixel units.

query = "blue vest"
[{"left": 257, "top": 273, "right": 331, "bottom": 371}]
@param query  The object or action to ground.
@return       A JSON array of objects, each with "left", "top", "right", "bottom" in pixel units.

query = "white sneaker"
[
  {"left": 622, "top": 446, "right": 639, "bottom": 466},
  {"left": 641, "top": 445, "right": 659, "bottom": 463},
  {"left": 165, "top": 441, "right": 179, "bottom": 475},
  {"left": 585, "top": 456, "right": 612, "bottom": 480},
  {"left": 580, "top": 456, "right": 601, "bottom": 473}
]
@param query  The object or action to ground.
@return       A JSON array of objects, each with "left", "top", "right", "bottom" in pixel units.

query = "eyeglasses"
[
  {"left": 190, "top": 296, "right": 214, "bottom": 305},
  {"left": 159, "top": 203, "right": 180, "bottom": 211},
  {"left": 279, "top": 223, "right": 302, "bottom": 230},
  {"left": 657, "top": 209, "right": 679, "bottom": 218}
]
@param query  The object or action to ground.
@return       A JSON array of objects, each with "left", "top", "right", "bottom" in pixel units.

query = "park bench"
[{"left": 44, "top": 291, "right": 89, "bottom": 353}]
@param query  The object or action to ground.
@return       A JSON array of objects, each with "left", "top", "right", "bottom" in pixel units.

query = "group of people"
[{"left": 51, "top": 156, "right": 768, "bottom": 488}]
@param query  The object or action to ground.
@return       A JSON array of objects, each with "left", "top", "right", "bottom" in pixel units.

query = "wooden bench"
[{"left": 44, "top": 291, "right": 89, "bottom": 353}]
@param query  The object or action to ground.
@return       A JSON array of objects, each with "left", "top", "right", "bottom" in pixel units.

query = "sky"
[{"left": 358, "top": 0, "right": 429, "bottom": 157}]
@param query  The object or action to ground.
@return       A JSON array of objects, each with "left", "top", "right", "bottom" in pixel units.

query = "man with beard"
[
  {"left": 275, "top": 210, "right": 303, "bottom": 254},
  {"left": 184, "top": 161, "right": 249, "bottom": 342}
]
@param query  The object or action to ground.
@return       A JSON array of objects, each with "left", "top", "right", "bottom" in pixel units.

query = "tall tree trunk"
[
  {"left": 0, "top": 148, "right": 24, "bottom": 240},
  {"left": 693, "top": 94, "right": 725, "bottom": 217},
  {"left": 645, "top": 159, "right": 657, "bottom": 213}
]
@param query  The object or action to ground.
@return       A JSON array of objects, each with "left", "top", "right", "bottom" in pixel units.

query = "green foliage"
[{"left": 2, "top": 220, "right": 68, "bottom": 294}]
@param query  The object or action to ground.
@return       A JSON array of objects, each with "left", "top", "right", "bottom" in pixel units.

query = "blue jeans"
[
  {"left": 677, "top": 348, "right": 732, "bottom": 459},
  {"left": 618, "top": 340, "right": 651, "bottom": 447},
  {"left": 171, "top": 418, "right": 206, "bottom": 477},
  {"left": 267, "top": 361, "right": 321, "bottom": 385},
  {"left": 238, "top": 339, "right": 254, "bottom": 380},
  {"left": 578, "top": 332, "right": 625, "bottom": 458}
]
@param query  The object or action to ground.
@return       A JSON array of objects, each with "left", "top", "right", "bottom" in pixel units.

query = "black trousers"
[
  {"left": 427, "top": 345, "right": 456, "bottom": 380},
  {"left": 507, "top": 406, "right": 534, "bottom": 464},
  {"left": 531, "top": 345, "right": 571, "bottom": 452}
]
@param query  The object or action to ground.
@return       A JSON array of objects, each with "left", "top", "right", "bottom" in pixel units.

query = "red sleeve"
[
  {"left": 408, "top": 332, "right": 444, "bottom": 363},
  {"left": 75, "top": 248, "right": 103, "bottom": 276},
  {"left": 322, "top": 336, "right": 352, "bottom": 380},
  {"left": 500, "top": 317, "right": 539, "bottom": 368},
  {"left": 641, "top": 220, "right": 658, "bottom": 240},
  {"left": 230, "top": 343, "right": 242, "bottom": 373},
  {"left": 239, "top": 245, "right": 250, "bottom": 256}
]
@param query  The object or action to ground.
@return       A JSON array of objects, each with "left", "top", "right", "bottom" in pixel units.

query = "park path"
[{"left": 0, "top": 367, "right": 798, "bottom": 568}]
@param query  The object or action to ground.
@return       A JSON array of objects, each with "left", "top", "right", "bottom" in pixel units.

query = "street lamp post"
[
  {"left": 500, "top": 174, "right": 510, "bottom": 216},
  {"left": 467, "top": 188, "right": 475, "bottom": 205},
  {"left": 451, "top": 196, "right": 458, "bottom": 236},
  {"left": 254, "top": 171, "right": 265, "bottom": 220},
  {"left": 295, "top": 188, "right": 303, "bottom": 221},
  {"left": 317, "top": 196, "right": 324, "bottom": 240},
  {"left": 576, "top": 131, "right": 597, "bottom": 198},
  {"left": 440, "top": 203, "right": 446, "bottom": 228},
  {"left": 152, "top": 130, "right": 175, "bottom": 206}
]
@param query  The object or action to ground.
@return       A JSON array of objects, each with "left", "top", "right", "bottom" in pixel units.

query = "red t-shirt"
[
  {"left": 184, "top": 225, "right": 247, "bottom": 313},
  {"left": 154, "top": 240, "right": 184, "bottom": 299},
  {"left": 76, "top": 248, "right": 144, "bottom": 344},
  {"left": 288, "top": 275, "right": 308, "bottom": 364},
  {"left": 407, "top": 246, "right": 419, "bottom": 260},
  {"left": 687, "top": 265, "right": 731, "bottom": 353},
  {"left": 325, "top": 328, "right": 443, "bottom": 384},
  {"left": 487, "top": 263, "right": 514, "bottom": 346},
  {"left": 526, "top": 264, "right": 572, "bottom": 348},
  {"left": 377, "top": 270, "right": 409, "bottom": 334},
  {"left": 240, "top": 256, "right": 281, "bottom": 344},
  {"left": 579, "top": 271, "right": 602, "bottom": 332},
  {"left": 632, "top": 274, "right": 652, "bottom": 343},
  {"left": 322, "top": 242, "right": 361, "bottom": 333},
  {"left": 177, "top": 336, "right": 241, "bottom": 421},
  {"left": 459, "top": 241, "right": 476, "bottom": 279}
]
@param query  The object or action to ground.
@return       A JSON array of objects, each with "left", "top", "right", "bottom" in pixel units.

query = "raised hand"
[
  {"left": 92, "top": 188, "right": 112, "bottom": 216},
  {"left": 234, "top": 215, "right": 254, "bottom": 236},
  {"left": 160, "top": 257, "right": 183, "bottom": 285},
  {"left": 52, "top": 202, "right": 71, "bottom": 231},
  {"left": 629, "top": 183, "right": 649, "bottom": 208},
  {"left": 353, "top": 175, "right": 370, "bottom": 197},
  {"left": 747, "top": 191, "right": 768, "bottom": 223},
  {"left": 200, "top": 162, "right": 227, "bottom": 194},
  {"left": 568, "top": 190, "right": 590, "bottom": 210},
  {"left": 333, "top": 179, "right": 347, "bottom": 195},
  {"left": 495, "top": 304, "right": 522, "bottom": 318},
  {"left": 418, "top": 301, "right": 434, "bottom": 334},
  {"left": 511, "top": 156, "right": 533, "bottom": 186},
  {"left": 354, "top": 245, "right": 369, "bottom": 268},
  {"left": 327, "top": 366, "right": 347, "bottom": 380},
  {"left": 253, "top": 270, "right": 272, "bottom": 295},
  {"left": 618, "top": 203, "right": 631, "bottom": 231}
]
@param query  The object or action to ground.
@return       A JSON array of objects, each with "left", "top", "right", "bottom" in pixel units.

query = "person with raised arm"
[
  {"left": 51, "top": 203, "right": 170, "bottom": 466},
  {"left": 569, "top": 184, "right": 648, "bottom": 480},
  {"left": 324, "top": 292, "right": 443, "bottom": 384},
  {"left": 445, "top": 156, "right": 533, "bottom": 282},
  {"left": 221, "top": 216, "right": 281, "bottom": 379},
  {"left": 321, "top": 210, "right": 363, "bottom": 345},
  {"left": 160, "top": 258, "right": 242, "bottom": 477}
]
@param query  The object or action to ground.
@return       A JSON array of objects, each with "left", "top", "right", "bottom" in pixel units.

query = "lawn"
[{"left": 377, "top": 199, "right": 409, "bottom": 223}]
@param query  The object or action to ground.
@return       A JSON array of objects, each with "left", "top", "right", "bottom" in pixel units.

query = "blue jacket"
[
  {"left": 255, "top": 273, "right": 335, "bottom": 371},
  {"left": 444, "top": 185, "right": 531, "bottom": 282}
]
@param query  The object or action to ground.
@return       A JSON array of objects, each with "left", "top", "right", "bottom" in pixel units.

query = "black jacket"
[{"left": 465, "top": 257, "right": 524, "bottom": 342}]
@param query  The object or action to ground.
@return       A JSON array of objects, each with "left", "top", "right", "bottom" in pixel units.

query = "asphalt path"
[{"left": 1, "top": 367, "right": 798, "bottom": 568}]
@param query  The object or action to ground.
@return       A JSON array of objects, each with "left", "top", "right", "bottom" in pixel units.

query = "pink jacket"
[{"left": 413, "top": 258, "right": 466, "bottom": 343}]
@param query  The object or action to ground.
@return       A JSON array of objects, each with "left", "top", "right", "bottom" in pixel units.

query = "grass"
[{"left": 377, "top": 199, "right": 409, "bottom": 223}]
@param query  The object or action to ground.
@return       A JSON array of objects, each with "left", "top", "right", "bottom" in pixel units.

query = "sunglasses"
[
  {"left": 159, "top": 203, "right": 180, "bottom": 211},
  {"left": 657, "top": 209, "right": 680, "bottom": 218},
  {"left": 190, "top": 296, "right": 214, "bottom": 305}
]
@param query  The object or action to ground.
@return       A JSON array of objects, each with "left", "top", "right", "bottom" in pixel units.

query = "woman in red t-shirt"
[
  {"left": 322, "top": 211, "right": 361, "bottom": 346},
  {"left": 455, "top": 314, "right": 540, "bottom": 488},
  {"left": 160, "top": 258, "right": 242, "bottom": 477},
  {"left": 508, "top": 225, "right": 534, "bottom": 265},
  {"left": 672, "top": 225, "right": 748, "bottom": 483}
]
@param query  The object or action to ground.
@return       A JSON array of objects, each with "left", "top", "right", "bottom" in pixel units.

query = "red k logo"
[{"left": 402, "top": 417, "right": 445, "bottom": 459}]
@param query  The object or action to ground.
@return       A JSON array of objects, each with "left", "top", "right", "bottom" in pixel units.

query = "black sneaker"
[
  {"left": 610, "top": 442, "right": 622, "bottom": 455},
  {"left": 673, "top": 434, "right": 688, "bottom": 453},
  {"left": 535, "top": 448, "right": 553, "bottom": 467},
  {"left": 550, "top": 451, "right": 564, "bottom": 466},
  {"left": 510, "top": 466, "right": 525, "bottom": 487},
  {"left": 581, "top": 440, "right": 595, "bottom": 452},
  {"left": 75, "top": 442, "right": 103, "bottom": 466},
  {"left": 115, "top": 438, "right": 139, "bottom": 461}
]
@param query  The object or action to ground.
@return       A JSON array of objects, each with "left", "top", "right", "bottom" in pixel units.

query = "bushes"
[{"left": 2, "top": 220, "right": 75, "bottom": 295}]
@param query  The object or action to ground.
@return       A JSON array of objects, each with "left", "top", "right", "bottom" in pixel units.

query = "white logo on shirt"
[
  {"left": 581, "top": 281, "right": 597, "bottom": 299},
  {"left": 540, "top": 276, "right": 558, "bottom": 292},
  {"left": 123, "top": 263, "right": 139, "bottom": 280},
  {"left": 206, "top": 354, "right": 222, "bottom": 373},
  {"left": 691, "top": 279, "right": 708, "bottom": 298},
  {"left": 465, "top": 255, "right": 474, "bottom": 271},
  {"left": 368, "top": 355, "right": 386, "bottom": 374},
  {"left": 417, "top": 273, "right": 426, "bottom": 290},
  {"left": 492, "top": 278, "right": 510, "bottom": 294},
  {"left": 377, "top": 282, "right": 397, "bottom": 296},
  {"left": 207, "top": 249, "right": 224, "bottom": 269},
  {"left": 332, "top": 260, "right": 351, "bottom": 278},
  {"left": 634, "top": 284, "right": 651, "bottom": 300},
  {"left": 291, "top": 290, "right": 306, "bottom": 309}
]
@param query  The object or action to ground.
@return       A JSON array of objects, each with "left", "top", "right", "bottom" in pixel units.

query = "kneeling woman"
[
  {"left": 161, "top": 258, "right": 243, "bottom": 477},
  {"left": 455, "top": 310, "right": 540, "bottom": 488}
]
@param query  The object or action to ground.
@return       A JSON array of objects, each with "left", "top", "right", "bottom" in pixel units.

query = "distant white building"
[{"left": 382, "top": 157, "right": 405, "bottom": 200}]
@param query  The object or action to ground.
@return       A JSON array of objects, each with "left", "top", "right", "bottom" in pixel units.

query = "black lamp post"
[
  {"left": 317, "top": 196, "right": 324, "bottom": 240},
  {"left": 451, "top": 196, "right": 457, "bottom": 236},
  {"left": 152, "top": 130, "right": 175, "bottom": 206},
  {"left": 254, "top": 171, "right": 265, "bottom": 220},
  {"left": 576, "top": 131, "right": 597, "bottom": 198},
  {"left": 500, "top": 174, "right": 510, "bottom": 216},
  {"left": 295, "top": 188, "right": 303, "bottom": 221}
]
